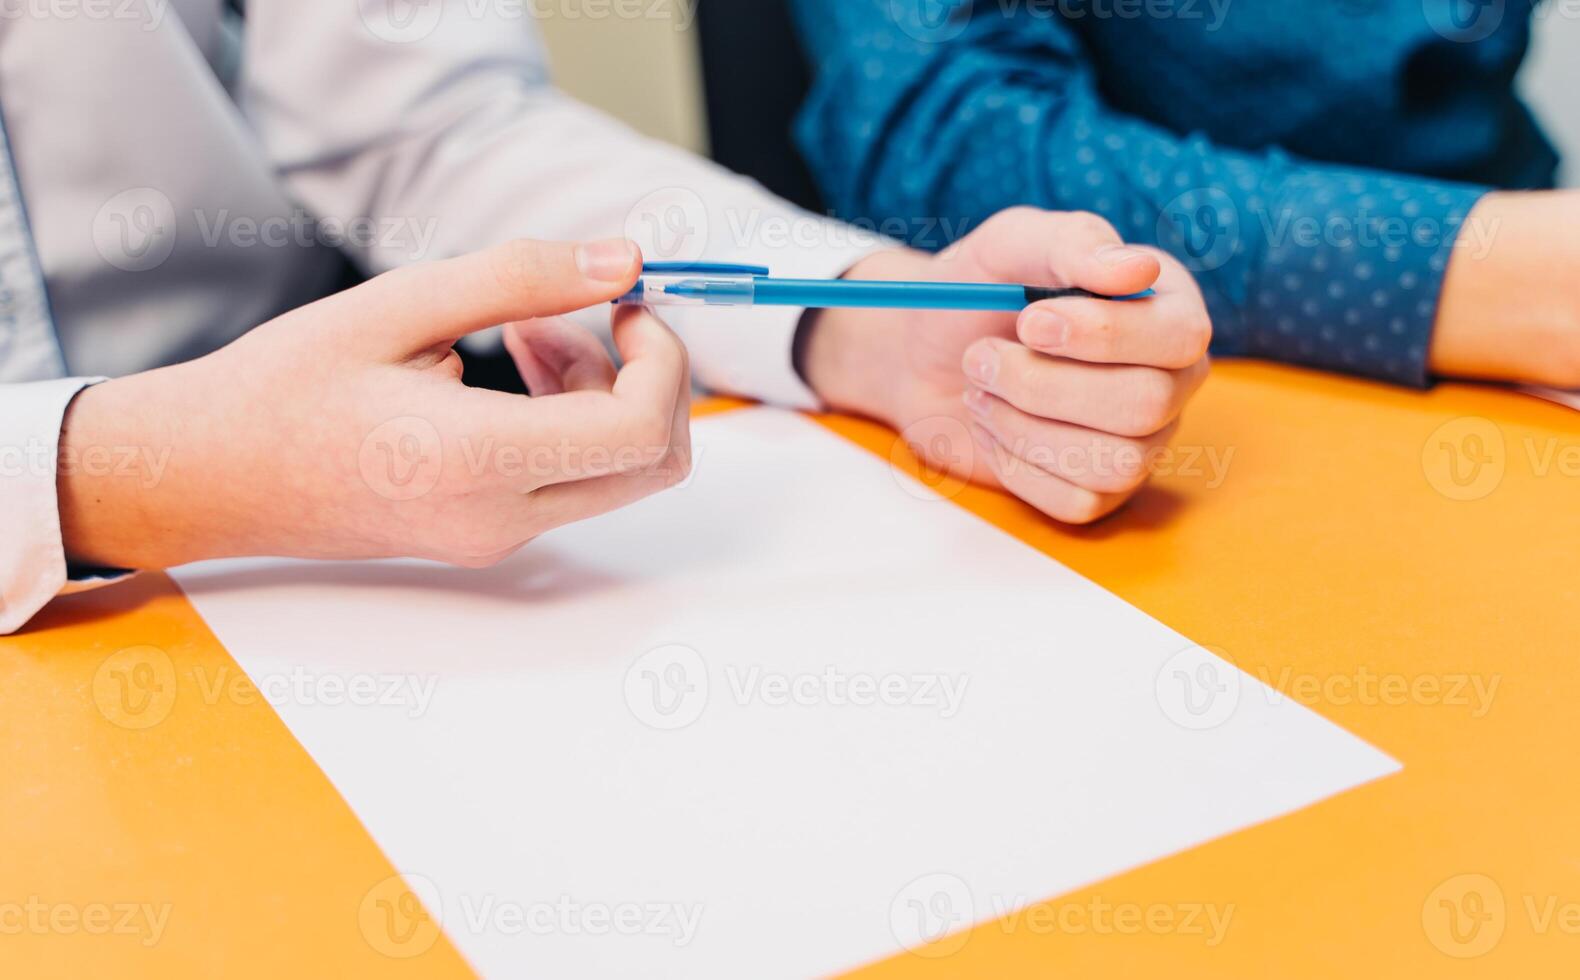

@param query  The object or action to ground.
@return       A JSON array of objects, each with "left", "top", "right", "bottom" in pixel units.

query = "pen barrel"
[
  {"left": 753, "top": 279, "right": 1029, "bottom": 311},
  {"left": 614, "top": 276, "right": 1159, "bottom": 309}
]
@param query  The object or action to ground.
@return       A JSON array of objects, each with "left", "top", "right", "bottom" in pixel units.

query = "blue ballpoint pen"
[{"left": 614, "top": 262, "right": 1155, "bottom": 312}]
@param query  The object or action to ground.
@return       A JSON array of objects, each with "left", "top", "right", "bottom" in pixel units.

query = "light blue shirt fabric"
[{"left": 0, "top": 104, "right": 63, "bottom": 384}]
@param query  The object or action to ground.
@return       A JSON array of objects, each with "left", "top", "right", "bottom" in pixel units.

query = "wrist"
[
  {"left": 57, "top": 365, "right": 213, "bottom": 570},
  {"left": 796, "top": 248, "right": 926, "bottom": 424}
]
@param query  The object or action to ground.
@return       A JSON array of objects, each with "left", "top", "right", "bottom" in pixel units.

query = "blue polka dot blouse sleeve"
[{"left": 787, "top": 0, "right": 1519, "bottom": 388}]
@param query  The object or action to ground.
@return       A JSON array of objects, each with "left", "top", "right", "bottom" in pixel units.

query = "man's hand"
[
  {"left": 799, "top": 207, "right": 1211, "bottom": 524},
  {"left": 57, "top": 238, "right": 692, "bottom": 570},
  {"left": 1432, "top": 191, "right": 1580, "bottom": 387}
]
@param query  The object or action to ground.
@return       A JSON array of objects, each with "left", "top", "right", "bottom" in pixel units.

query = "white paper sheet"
[
  {"left": 173, "top": 408, "right": 1399, "bottom": 978},
  {"left": 1524, "top": 386, "right": 1580, "bottom": 411}
]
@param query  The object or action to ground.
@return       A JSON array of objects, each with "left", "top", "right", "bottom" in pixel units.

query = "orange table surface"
[{"left": 3, "top": 360, "right": 1578, "bottom": 977}]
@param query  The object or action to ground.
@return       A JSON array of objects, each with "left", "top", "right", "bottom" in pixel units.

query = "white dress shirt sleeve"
[
  {"left": 0, "top": 377, "right": 131, "bottom": 634},
  {"left": 239, "top": 1, "right": 890, "bottom": 409}
]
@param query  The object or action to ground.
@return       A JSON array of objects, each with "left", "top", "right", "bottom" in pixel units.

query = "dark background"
[{"left": 695, "top": 0, "right": 824, "bottom": 212}]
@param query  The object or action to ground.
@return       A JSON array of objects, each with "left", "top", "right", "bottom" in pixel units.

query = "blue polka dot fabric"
[{"left": 788, "top": 0, "right": 1558, "bottom": 386}]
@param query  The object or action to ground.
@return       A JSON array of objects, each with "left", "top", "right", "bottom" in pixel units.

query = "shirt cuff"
[
  {"left": 0, "top": 377, "right": 132, "bottom": 634},
  {"left": 1243, "top": 172, "right": 1489, "bottom": 388},
  {"left": 631, "top": 208, "right": 892, "bottom": 411}
]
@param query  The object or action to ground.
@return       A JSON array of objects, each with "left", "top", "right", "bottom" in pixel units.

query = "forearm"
[{"left": 1431, "top": 191, "right": 1580, "bottom": 387}]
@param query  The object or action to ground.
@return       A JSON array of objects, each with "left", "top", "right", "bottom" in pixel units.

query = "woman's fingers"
[
  {"left": 961, "top": 207, "right": 1162, "bottom": 300},
  {"left": 963, "top": 388, "right": 1178, "bottom": 494},
  {"left": 1015, "top": 255, "right": 1212, "bottom": 369},
  {"left": 968, "top": 423, "right": 1132, "bottom": 525},
  {"left": 962, "top": 338, "right": 1208, "bottom": 438}
]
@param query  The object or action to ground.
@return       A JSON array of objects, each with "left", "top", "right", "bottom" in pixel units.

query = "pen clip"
[{"left": 639, "top": 261, "right": 770, "bottom": 276}]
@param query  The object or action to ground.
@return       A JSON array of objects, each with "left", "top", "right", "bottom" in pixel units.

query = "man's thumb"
[{"left": 344, "top": 237, "right": 641, "bottom": 354}]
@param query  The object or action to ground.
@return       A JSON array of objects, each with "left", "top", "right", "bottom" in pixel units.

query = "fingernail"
[
  {"left": 575, "top": 238, "right": 639, "bottom": 282},
  {"left": 964, "top": 342, "right": 1000, "bottom": 387},
  {"left": 1022, "top": 309, "right": 1070, "bottom": 351},
  {"left": 1097, "top": 245, "right": 1147, "bottom": 268},
  {"left": 962, "top": 387, "right": 992, "bottom": 419}
]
